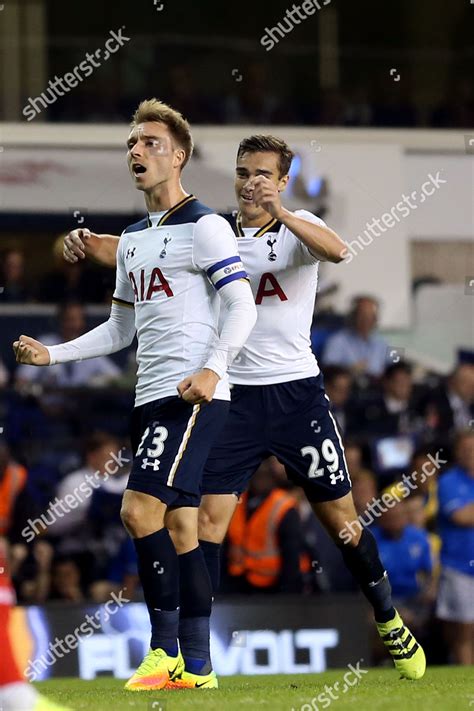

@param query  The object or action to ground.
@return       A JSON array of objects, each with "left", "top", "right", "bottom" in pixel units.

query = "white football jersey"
[
  {"left": 113, "top": 196, "right": 247, "bottom": 406},
  {"left": 225, "top": 209, "right": 323, "bottom": 386}
]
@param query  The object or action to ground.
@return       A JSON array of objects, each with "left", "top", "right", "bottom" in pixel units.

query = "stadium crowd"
[{"left": 1, "top": 266, "right": 473, "bottom": 666}]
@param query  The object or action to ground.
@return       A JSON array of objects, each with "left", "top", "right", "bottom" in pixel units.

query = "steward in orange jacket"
[
  {"left": 227, "top": 486, "right": 308, "bottom": 592},
  {"left": 0, "top": 462, "right": 27, "bottom": 537}
]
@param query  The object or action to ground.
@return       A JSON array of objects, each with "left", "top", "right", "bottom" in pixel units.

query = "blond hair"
[{"left": 131, "top": 99, "right": 194, "bottom": 169}]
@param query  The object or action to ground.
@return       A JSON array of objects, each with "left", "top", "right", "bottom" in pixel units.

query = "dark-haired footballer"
[{"left": 64, "top": 133, "right": 426, "bottom": 684}]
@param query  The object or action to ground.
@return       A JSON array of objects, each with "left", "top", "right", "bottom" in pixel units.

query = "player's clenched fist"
[
  {"left": 249, "top": 175, "right": 283, "bottom": 220},
  {"left": 63, "top": 228, "right": 101, "bottom": 263},
  {"left": 13, "top": 336, "right": 50, "bottom": 366},
  {"left": 177, "top": 369, "right": 220, "bottom": 404}
]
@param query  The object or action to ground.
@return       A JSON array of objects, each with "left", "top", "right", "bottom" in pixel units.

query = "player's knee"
[
  {"left": 167, "top": 517, "right": 198, "bottom": 554},
  {"left": 120, "top": 500, "right": 141, "bottom": 536},
  {"left": 120, "top": 495, "right": 162, "bottom": 537},
  {"left": 198, "top": 506, "right": 227, "bottom": 543}
]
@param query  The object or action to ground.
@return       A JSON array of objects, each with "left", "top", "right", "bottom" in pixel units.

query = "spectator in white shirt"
[{"left": 323, "top": 295, "right": 389, "bottom": 378}]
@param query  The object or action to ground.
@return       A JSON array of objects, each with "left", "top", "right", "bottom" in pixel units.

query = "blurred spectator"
[
  {"left": 37, "top": 235, "right": 110, "bottom": 304},
  {"left": 436, "top": 431, "right": 474, "bottom": 665},
  {"left": 405, "top": 494, "right": 441, "bottom": 576},
  {"left": 0, "top": 359, "right": 9, "bottom": 389},
  {"left": 47, "top": 432, "right": 128, "bottom": 590},
  {"left": 49, "top": 557, "right": 85, "bottom": 602},
  {"left": 344, "top": 440, "right": 374, "bottom": 481},
  {"left": 372, "top": 498, "right": 433, "bottom": 634},
  {"left": 322, "top": 296, "right": 389, "bottom": 378},
  {"left": 355, "top": 362, "right": 419, "bottom": 437},
  {"left": 96, "top": 536, "right": 139, "bottom": 603},
  {"left": 324, "top": 366, "right": 354, "bottom": 435},
  {"left": 15, "top": 302, "right": 121, "bottom": 388},
  {"left": 0, "top": 249, "right": 31, "bottom": 303},
  {"left": 13, "top": 539, "right": 54, "bottom": 604},
  {"left": 0, "top": 437, "right": 35, "bottom": 542},
  {"left": 410, "top": 448, "right": 440, "bottom": 530},
  {"left": 423, "top": 364, "right": 474, "bottom": 443},
  {"left": 225, "top": 458, "right": 305, "bottom": 593}
]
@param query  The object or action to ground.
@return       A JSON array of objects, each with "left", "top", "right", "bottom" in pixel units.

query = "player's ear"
[
  {"left": 174, "top": 147, "right": 186, "bottom": 170},
  {"left": 278, "top": 174, "right": 290, "bottom": 192}
]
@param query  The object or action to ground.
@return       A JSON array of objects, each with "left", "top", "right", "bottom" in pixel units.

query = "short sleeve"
[
  {"left": 293, "top": 209, "right": 327, "bottom": 264},
  {"left": 193, "top": 213, "right": 248, "bottom": 290},
  {"left": 113, "top": 236, "right": 135, "bottom": 307}
]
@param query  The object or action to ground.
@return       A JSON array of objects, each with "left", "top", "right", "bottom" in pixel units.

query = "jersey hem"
[{"left": 229, "top": 366, "right": 320, "bottom": 386}]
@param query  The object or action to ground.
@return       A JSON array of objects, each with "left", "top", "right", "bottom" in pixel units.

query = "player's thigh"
[
  {"left": 202, "top": 385, "right": 267, "bottom": 498},
  {"left": 269, "top": 376, "right": 352, "bottom": 504},
  {"left": 127, "top": 396, "right": 229, "bottom": 509},
  {"left": 198, "top": 493, "right": 239, "bottom": 543}
]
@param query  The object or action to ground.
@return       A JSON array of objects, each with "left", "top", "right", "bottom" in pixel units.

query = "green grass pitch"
[{"left": 36, "top": 667, "right": 472, "bottom": 711}]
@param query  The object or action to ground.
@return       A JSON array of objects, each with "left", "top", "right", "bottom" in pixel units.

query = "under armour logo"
[
  {"left": 267, "top": 238, "right": 277, "bottom": 262},
  {"left": 160, "top": 234, "right": 172, "bottom": 259},
  {"left": 126, "top": 247, "right": 136, "bottom": 259},
  {"left": 141, "top": 458, "right": 161, "bottom": 471}
]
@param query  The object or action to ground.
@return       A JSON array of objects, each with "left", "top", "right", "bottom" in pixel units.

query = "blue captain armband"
[{"left": 206, "top": 256, "right": 248, "bottom": 290}]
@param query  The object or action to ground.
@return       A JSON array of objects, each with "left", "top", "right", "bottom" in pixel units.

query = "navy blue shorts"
[
  {"left": 127, "top": 396, "right": 229, "bottom": 508},
  {"left": 202, "top": 375, "right": 351, "bottom": 503}
]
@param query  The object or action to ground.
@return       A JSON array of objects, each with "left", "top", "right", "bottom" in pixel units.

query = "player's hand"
[
  {"left": 177, "top": 369, "right": 220, "bottom": 404},
  {"left": 63, "top": 228, "right": 101, "bottom": 263},
  {"left": 249, "top": 176, "right": 284, "bottom": 219},
  {"left": 13, "top": 335, "right": 51, "bottom": 366}
]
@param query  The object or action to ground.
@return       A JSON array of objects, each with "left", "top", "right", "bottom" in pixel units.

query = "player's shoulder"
[
  {"left": 219, "top": 210, "right": 239, "bottom": 236},
  {"left": 122, "top": 216, "right": 149, "bottom": 235},
  {"left": 169, "top": 196, "right": 215, "bottom": 226}
]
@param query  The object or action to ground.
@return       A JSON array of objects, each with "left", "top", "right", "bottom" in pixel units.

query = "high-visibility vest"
[
  {"left": 227, "top": 488, "right": 300, "bottom": 588},
  {"left": 0, "top": 463, "right": 27, "bottom": 536}
]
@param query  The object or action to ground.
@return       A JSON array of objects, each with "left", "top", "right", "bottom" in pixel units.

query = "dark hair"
[
  {"left": 84, "top": 431, "right": 118, "bottom": 456},
  {"left": 383, "top": 361, "right": 412, "bottom": 380},
  {"left": 322, "top": 365, "right": 352, "bottom": 385},
  {"left": 131, "top": 98, "right": 194, "bottom": 169},
  {"left": 237, "top": 134, "right": 294, "bottom": 178}
]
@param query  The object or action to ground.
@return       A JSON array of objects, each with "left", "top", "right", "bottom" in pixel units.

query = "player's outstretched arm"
[
  {"left": 13, "top": 303, "right": 135, "bottom": 367},
  {"left": 63, "top": 228, "right": 120, "bottom": 268}
]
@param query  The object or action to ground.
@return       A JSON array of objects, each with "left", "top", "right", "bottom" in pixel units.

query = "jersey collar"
[
  {"left": 236, "top": 211, "right": 281, "bottom": 238},
  {"left": 147, "top": 194, "right": 197, "bottom": 228}
]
